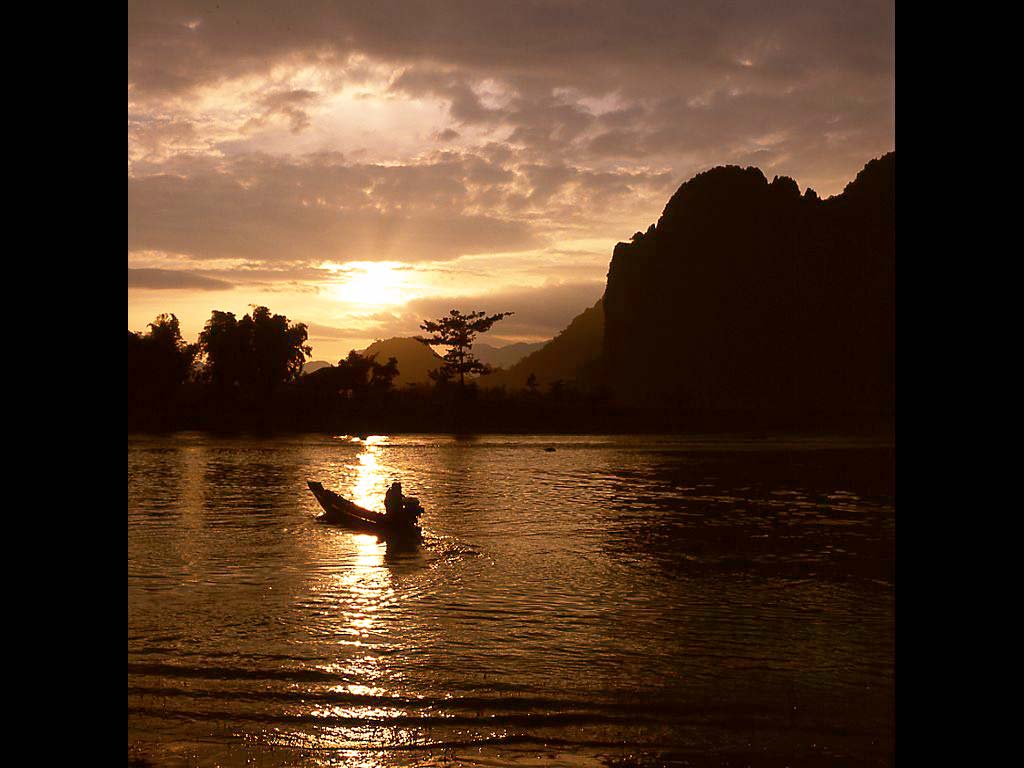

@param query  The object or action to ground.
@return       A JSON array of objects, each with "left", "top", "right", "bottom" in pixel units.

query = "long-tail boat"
[{"left": 306, "top": 481, "right": 423, "bottom": 540}]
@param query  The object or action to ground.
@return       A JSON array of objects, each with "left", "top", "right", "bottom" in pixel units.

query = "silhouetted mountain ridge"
[
  {"left": 301, "top": 360, "right": 332, "bottom": 375},
  {"left": 474, "top": 341, "right": 547, "bottom": 369},
  {"left": 482, "top": 300, "right": 604, "bottom": 390},
  {"left": 360, "top": 337, "right": 443, "bottom": 386},
  {"left": 603, "top": 152, "right": 894, "bottom": 419}
]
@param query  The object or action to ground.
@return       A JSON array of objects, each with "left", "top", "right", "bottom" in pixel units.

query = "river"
[{"left": 128, "top": 433, "right": 894, "bottom": 767}]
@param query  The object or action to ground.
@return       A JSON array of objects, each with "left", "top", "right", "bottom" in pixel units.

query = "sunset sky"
[{"left": 128, "top": 1, "right": 895, "bottom": 362}]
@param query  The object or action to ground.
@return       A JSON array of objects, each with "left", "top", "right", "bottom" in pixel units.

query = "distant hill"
[
  {"left": 604, "top": 152, "right": 895, "bottom": 419},
  {"left": 475, "top": 341, "right": 547, "bottom": 369},
  {"left": 301, "top": 360, "right": 333, "bottom": 375},
  {"left": 361, "top": 337, "right": 444, "bottom": 386},
  {"left": 481, "top": 300, "right": 603, "bottom": 390}
]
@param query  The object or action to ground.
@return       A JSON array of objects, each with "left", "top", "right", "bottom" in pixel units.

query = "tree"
[
  {"left": 197, "top": 305, "right": 311, "bottom": 396},
  {"left": 332, "top": 351, "right": 399, "bottom": 398},
  {"left": 128, "top": 313, "right": 197, "bottom": 425},
  {"left": 127, "top": 313, "right": 197, "bottom": 392},
  {"left": 369, "top": 356, "right": 400, "bottom": 393},
  {"left": 248, "top": 306, "right": 312, "bottom": 393},
  {"left": 195, "top": 310, "right": 246, "bottom": 390},
  {"left": 418, "top": 309, "right": 513, "bottom": 387}
]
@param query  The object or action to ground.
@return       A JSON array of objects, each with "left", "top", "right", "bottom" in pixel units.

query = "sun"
[{"left": 326, "top": 261, "right": 409, "bottom": 306}]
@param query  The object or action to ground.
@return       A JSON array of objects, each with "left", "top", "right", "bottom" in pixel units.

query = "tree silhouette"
[
  {"left": 197, "top": 306, "right": 310, "bottom": 396},
  {"left": 418, "top": 310, "right": 513, "bottom": 387},
  {"left": 248, "top": 306, "right": 311, "bottom": 393},
  {"left": 128, "top": 313, "right": 197, "bottom": 426},
  {"left": 368, "top": 355, "right": 399, "bottom": 393},
  {"left": 330, "top": 350, "right": 399, "bottom": 397},
  {"left": 128, "top": 312, "right": 197, "bottom": 389},
  {"left": 197, "top": 310, "right": 246, "bottom": 391}
]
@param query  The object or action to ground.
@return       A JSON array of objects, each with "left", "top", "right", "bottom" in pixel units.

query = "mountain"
[
  {"left": 603, "top": 152, "right": 895, "bottom": 419},
  {"left": 360, "top": 337, "right": 444, "bottom": 386},
  {"left": 301, "top": 360, "right": 333, "bottom": 375},
  {"left": 481, "top": 300, "right": 604, "bottom": 390},
  {"left": 474, "top": 341, "right": 547, "bottom": 369}
]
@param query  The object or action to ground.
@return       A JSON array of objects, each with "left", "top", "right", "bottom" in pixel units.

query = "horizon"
[{"left": 128, "top": 1, "right": 895, "bottom": 362}]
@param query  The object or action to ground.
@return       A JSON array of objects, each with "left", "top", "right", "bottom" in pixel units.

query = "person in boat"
[{"left": 384, "top": 481, "right": 406, "bottom": 525}]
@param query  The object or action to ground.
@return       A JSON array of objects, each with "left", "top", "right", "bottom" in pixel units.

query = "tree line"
[
  {"left": 129, "top": 307, "right": 312, "bottom": 423},
  {"left": 128, "top": 304, "right": 869, "bottom": 433},
  {"left": 129, "top": 305, "right": 608, "bottom": 432}
]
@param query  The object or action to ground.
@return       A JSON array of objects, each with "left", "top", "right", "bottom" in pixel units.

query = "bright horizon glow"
[{"left": 325, "top": 262, "right": 418, "bottom": 307}]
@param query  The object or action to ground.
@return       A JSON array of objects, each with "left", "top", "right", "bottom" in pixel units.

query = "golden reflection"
[
  {"left": 296, "top": 438, "right": 420, "bottom": 755},
  {"left": 338, "top": 534, "right": 393, "bottom": 641},
  {"left": 341, "top": 683, "right": 384, "bottom": 697},
  {"left": 345, "top": 436, "right": 393, "bottom": 512},
  {"left": 350, "top": 454, "right": 384, "bottom": 512}
]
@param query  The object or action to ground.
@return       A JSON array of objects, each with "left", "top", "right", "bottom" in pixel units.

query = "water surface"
[{"left": 128, "top": 434, "right": 894, "bottom": 766}]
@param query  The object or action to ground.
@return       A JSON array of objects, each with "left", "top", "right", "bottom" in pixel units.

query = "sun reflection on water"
[
  {"left": 337, "top": 535, "right": 393, "bottom": 641},
  {"left": 346, "top": 438, "right": 392, "bottom": 512},
  {"left": 302, "top": 438, "right": 415, "bottom": 752}
]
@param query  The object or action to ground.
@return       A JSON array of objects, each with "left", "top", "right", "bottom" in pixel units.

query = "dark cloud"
[
  {"left": 129, "top": 1, "right": 893, "bottom": 98},
  {"left": 130, "top": 3, "right": 894, "bottom": 169},
  {"left": 587, "top": 129, "right": 644, "bottom": 159},
  {"left": 127, "top": 268, "right": 232, "bottom": 290},
  {"left": 185, "top": 264, "right": 332, "bottom": 284},
  {"left": 129, "top": 2, "right": 894, "bottom": 194},
  {"left": 248, "top": 88, "right": 319, "bottom": 133},
  {"left": 391, "top": 69, "right": 506, "bottom": 124}
]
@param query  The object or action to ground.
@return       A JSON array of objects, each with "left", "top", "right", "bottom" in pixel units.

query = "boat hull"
[{"left": 307, "top": 481, "right": 422, "bottom": 541}]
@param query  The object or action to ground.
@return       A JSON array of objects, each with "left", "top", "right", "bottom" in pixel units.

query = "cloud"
[
  {"left": 303, "top": 322, "right": 370, "bottom": 339},
  {"left": 127, "top": 152, "right": 546, "bottom": 263},
  {"left": 127, "top": 268, "right": 232, "bottom": 290},
  {"left": 129, "top": 2, "right": 894, "bottom": 196},
  {"left": 127, "top": 3, "right": 893, "bottom": 184},
  {"left": 129, "top": 2, "right": 894, "bottom": 100},
  {"left": 127, "top": 149, "right": 678, "bottom": 267},
  {"left": 245, "top": 88, "right": 319, "bottom": 133}
]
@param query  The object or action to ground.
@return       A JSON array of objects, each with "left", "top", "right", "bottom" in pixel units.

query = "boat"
[{"left": 307, "top": 481, "right": 423, "bottom": 540}]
